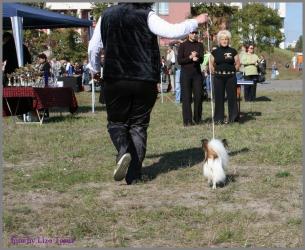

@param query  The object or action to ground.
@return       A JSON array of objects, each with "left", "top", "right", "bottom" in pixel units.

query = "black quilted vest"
[{"left": 101, "top": 4, "right": 160, "bottom": 82}]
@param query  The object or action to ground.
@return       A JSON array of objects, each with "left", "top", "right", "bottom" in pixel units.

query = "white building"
[
  {"left": 45, "top": 2, "right": 96, "bottom": 42},
  {"left": 45, "top": 2, "right": 93, "bottom": 19},
  {"left": 286, "top": 40, "right": 297, "bottom": 49}
]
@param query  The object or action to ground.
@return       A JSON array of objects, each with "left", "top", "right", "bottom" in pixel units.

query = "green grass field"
[{"left": 2, "top": 87, "right": 303, "bottom": 247}]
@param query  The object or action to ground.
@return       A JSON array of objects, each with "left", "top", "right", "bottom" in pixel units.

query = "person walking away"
[
  {"left": 209, "top": 30, "right": 240, "bottom": 124},
  {"left": 177, "top": 29, "right": 204, "bottom": 126},
  {"left": 240, "top": 44, "right": 259, "bottom": 101},
  {"left": 88, "top": 3, "right": 209, "bottom": 184}
]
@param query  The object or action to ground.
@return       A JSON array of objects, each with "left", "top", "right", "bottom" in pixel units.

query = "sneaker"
[{"left": 113, "top": 153, "right": 131, "bottom": 181}]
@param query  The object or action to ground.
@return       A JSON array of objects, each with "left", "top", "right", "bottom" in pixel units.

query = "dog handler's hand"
[
  {"left": 191, "top": 51, "right": 198, "bottom": 57},
  {"left": 195, "top": 13, "right": 209, "bottom": 25}
]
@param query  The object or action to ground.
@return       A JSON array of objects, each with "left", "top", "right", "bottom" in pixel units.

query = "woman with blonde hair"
[{"left": 209, "top": 30, "right": 240, "bottom": 124}]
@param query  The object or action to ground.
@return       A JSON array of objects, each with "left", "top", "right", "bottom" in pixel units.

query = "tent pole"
[{"left": 11, "top": 16, "right": 24, "bottom": 67}]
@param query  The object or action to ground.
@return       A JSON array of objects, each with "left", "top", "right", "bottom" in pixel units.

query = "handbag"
[
  {"left": 257, "top": 73, "right": 265, "bottom": 83},
  {"left": 257, "top": 61, "right": 266, "bottom": 74}
]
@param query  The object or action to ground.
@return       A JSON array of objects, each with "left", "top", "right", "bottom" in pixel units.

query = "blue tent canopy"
[
  {"left": 2, "top": 3, "right": 93, "bottom": 67},
  {"left": 3, "top": 3, "right": 92, "bottom": 29}
]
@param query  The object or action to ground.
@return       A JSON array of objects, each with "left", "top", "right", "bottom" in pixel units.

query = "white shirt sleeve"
[
  {"left": 87, "top": 11, "right": 198, "bottom": 73},
  {"left": 170, "top": 50, "right": 176, "bottom": 64},
  {"left": 88, "top": 16, "right": 103, "bottom": 74},
  {"left": 147, "top": 11, "right": 198, "bottom": 39}
]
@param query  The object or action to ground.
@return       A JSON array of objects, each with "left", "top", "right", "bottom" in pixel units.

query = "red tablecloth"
[{"left": 3, "top": 87, "right": 78, "bottom": 116}]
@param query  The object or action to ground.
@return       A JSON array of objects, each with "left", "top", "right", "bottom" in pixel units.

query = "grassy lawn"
[{"left": 2, "top": 86, "right": 303, "bottom": 248}]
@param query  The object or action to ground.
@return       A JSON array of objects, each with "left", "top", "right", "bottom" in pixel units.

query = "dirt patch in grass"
[{"left": 3, "top": 160, "right": 302, "bottom": 247}]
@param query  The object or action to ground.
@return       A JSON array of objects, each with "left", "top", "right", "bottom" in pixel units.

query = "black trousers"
[
  {"left": 214, "top": 75, "right": 238, "bottom": 123},
  {"left": 99, "top": 80, "right": 105, "bottom": 104},
  {"left": 180, "top": 70, "right": 203, "bottom": 124},
  {"left": 243, "top": 75, "right": 257, "bottom": 101},
  {"left": 104, "top": 79, "right": 158, "bottom": 183}
]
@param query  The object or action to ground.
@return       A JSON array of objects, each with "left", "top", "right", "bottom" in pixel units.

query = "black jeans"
[
  {"left": 99, "top": 79, "right": 105, "bottom": 104},
  {"left": 243, "top": 75, "right": 257, "bottom": 101},
  {"left": 214, "top": 75, "right": 238, "bottom": 123},
  {"left": 180, "top": 70, "right": 203, "bottom": 125},
  {"left": 104, "top": 79, "right": 158, "bottom": 183}
]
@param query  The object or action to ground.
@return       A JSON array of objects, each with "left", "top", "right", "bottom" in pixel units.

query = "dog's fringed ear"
[
  {"left": 222, "top": 139, "right": 228, "bottom": 148},
  {"left": 201, "top": 139, "right": 209, "bottom": 149}
]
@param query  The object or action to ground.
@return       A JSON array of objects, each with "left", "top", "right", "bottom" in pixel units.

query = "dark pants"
[
  {"left": 180, "top": 70, "right": 203, "bottom": 125},
  {"left": 99, "top": 80, "right": 105, "bottom": 104},
  {"left": 104, "top": 79, "right": 158, "bottom": 183},
  {"left": 243, "top": 75, "right": 257, "bottom": 101},
  {"left": 214, "top": 75, "right": 238, "bottom": 123}
]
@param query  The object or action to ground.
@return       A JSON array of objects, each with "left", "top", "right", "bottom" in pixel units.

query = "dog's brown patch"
[{"left": 201, "top": 138, "right": 218, "bottom": 162}]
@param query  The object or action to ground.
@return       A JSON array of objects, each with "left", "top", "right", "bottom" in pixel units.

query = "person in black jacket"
[
  {"left": 209, "top": 30, "right": 240, "bottom": 124},
  {"left": 177, "top": 29, "right": 204, "bottom": 126},
  {"left": 3, "top": 32, "right": 32, "bottom": 85},
  {"left": 88, "top": 3, "right": 209, "bottom": 185}
]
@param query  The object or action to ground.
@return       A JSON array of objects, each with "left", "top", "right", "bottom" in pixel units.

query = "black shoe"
[
  {"left": 126, "top": 178, "right": 143, "bottom": 185},
  {"left": 125, "top": 170, "right": 143, "bottom": 185},
  {"left": 183, "top": 121, "right": 195, "bottom": 127},
  {"left": 126, "top": 174, "right": 143, "bottom": 185},
  {"left": 194, "top": 120, "right": 203, "bottom": 125},
  {"left": 228, "top": 117, "right": 239, "bottom": 123}
]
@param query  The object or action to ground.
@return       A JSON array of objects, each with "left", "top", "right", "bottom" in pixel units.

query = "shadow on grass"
[
  {"left": 215, "top": 174, "right": 238, "bottom": 188},
  {"left": 46, "top": 115, "right": 84, "bottom": 123},
  {"left": 229, "top": 147, "right": 249, "bottom": 156},
  {"left": 255, "top": 96, "right": 272, "bottom": 102},
  {"left": 143, "top": 147, "right": 203, "bottom": 180},
  {"left": 143, "top": 146, "right": 250, "bottom": 181},
  {"left": 77, "top": 105, "right": 106, "bottom": 113},
  {"left": 238, "top": 111, "right": 262, "bottom": 124}
]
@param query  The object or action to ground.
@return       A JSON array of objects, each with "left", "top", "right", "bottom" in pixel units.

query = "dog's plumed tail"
[{"left": 208, "top": 139, "right": 229, "bottom": 169}]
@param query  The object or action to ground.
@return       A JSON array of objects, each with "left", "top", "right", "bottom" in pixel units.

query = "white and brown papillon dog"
[{"left": 201, "top": 138, "right": 229, "bottom": 189}]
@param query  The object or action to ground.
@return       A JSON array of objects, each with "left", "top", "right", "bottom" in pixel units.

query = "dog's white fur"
[{"left": 203, "top": 139, "right": 229, "bottom": 189}]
